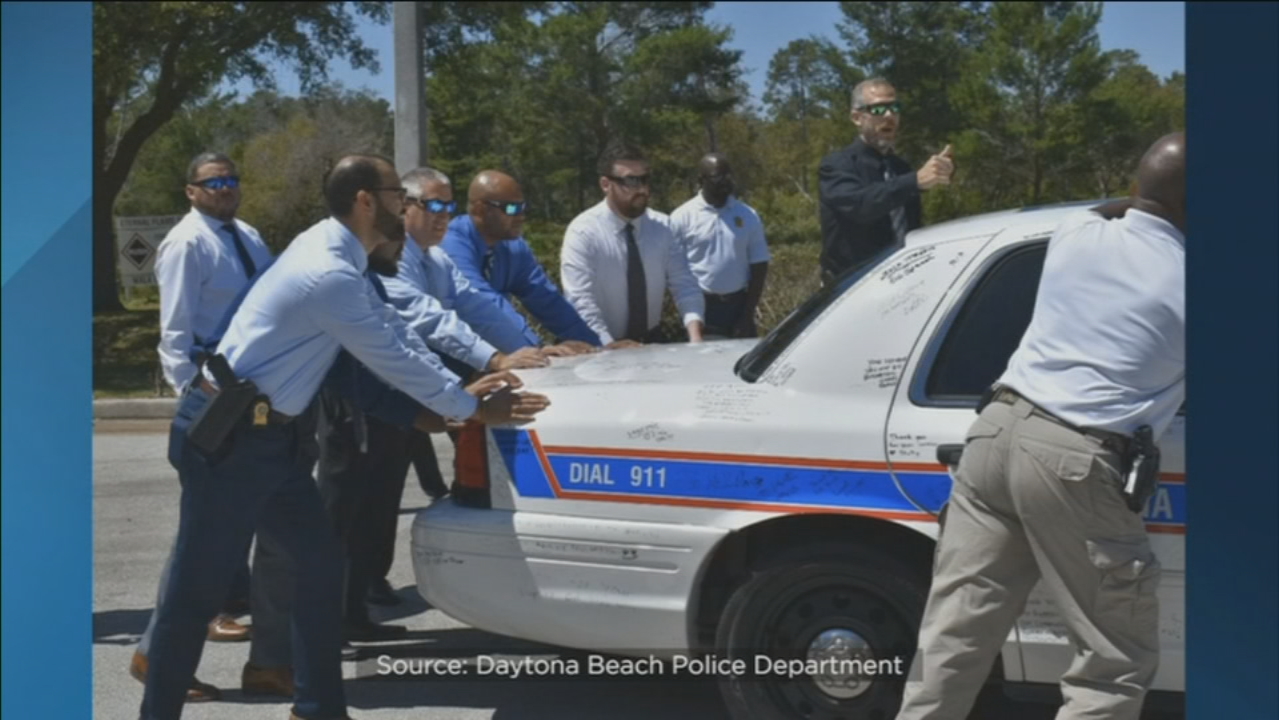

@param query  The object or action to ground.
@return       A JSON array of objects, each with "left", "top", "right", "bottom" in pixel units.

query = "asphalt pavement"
[{"left": 93, "top": 419, "right": 1183, "bottom": 720}]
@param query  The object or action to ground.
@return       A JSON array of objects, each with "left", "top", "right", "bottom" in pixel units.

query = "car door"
[
  {"left": 886, "top": 234, "right": 1186, "bottom": 691},
  {"left": 884, "top": 234, "right": 1051, "bottom": 682}
]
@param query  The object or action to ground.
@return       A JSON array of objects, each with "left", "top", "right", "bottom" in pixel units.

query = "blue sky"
[{"left": 223, "top": 1, "right": 1185, "bottom": 104}]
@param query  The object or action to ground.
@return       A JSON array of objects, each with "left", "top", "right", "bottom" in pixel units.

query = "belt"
[
  {"left": 196, "top": 377, "right": 295, "bottom": 425},
  {"left": 991, "top": 387, "right": 1130, "bottom": 454},
  {"left": 705, "top": 288, "right": 747, "bottom": 301}
]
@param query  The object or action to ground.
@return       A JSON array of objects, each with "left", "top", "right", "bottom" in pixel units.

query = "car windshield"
[{"left": 735, "top": 244, "right": 900, "bottom": 383}]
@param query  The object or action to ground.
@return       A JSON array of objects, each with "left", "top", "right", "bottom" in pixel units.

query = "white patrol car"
[{"left": 410, "top": 199, "right": 1185, "bottom": 720}]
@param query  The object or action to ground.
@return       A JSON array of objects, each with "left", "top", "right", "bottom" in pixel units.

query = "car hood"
[{"left": 515, "top": 339, "right": 758, "bottom": 391}]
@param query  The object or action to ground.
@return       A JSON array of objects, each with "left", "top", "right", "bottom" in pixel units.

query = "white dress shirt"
[
  {"left": 154, "top": 208, "right": 273, "bottom": 393},
  {"left": 560, "top": 201, "right": 705, "bottom": 346},
  {"left": 669, "top": 192, "right": 771, "bottom": 295},
  {"left": 211, "top": 217, "right": 477, "bottom": 421},
  {"left": 998, "top": 208, "right": 1185, "bottom": 439}
]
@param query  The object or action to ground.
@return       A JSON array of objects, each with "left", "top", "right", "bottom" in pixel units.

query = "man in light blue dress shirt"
[
  {"left": 134, "top": 152, "right": 271, "bottom": 701},
  {"left": 314, "top": 165, "right": 549, "bottom": 633},
  {"left": 141, "top": 154, "right": 550, "bottom": 720},
  {"left": 439, "top": 170, "right": 606, "bottom": 354}
]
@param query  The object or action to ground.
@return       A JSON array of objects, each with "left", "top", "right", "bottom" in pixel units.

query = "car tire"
[{"left": 714, "top": 541, "right": 929, "bottom": 720}]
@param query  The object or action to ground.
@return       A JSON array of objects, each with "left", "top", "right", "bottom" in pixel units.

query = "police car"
[{"left": 410, "top": 199, "right": 1184, "bottom": 719}]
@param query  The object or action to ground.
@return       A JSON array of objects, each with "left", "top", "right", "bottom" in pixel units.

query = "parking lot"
[{"left": 93, "top": 419, "right": 1183, "bottom": 719}]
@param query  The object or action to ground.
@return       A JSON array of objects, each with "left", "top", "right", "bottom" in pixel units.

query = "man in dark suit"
[{"left": 818, "top": 78, "right": 954, "bottom": 286}]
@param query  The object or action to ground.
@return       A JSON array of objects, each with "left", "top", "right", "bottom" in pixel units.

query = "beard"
[
  {"left": 374, "top": 199, "right": 406, "bottom": 244},
  {"left": 368, "top": 250, "right": 400, "bottom": 277}
]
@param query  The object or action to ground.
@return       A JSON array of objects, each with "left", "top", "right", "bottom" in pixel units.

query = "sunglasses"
[
  {"left": 607, "top": 174, "right": 651, "bottom": 190},
  {"left": 861, "top": 102, "right": 902, "bottom": 117},
  {"left": 408, "top": 197, "right": 457, "bottom": 215},
  {"left": 483, "top": 200, "right": 527, "bottom": 216},
  {"left": 191, "top": 175, "right": 240, "bottom": 190}
]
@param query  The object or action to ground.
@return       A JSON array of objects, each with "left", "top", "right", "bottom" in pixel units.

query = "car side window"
[{"left": 922, "top": 242, "right": 1048, "bottom": 403}]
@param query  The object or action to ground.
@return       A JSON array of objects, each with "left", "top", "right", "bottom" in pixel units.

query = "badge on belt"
[{"left": 253, "top": 399, "right": 271, "bottom": 426}]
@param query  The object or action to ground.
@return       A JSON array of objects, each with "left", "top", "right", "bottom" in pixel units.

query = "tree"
[
  {"left": 763, "top": 37, "right": 862, "bottom": 194},
  {"left": 837, "top": 1, "right": 990, "bottom": 161},
  {"left": 951, "top": 1, "right": 1109, "bottom": 206},
  {"left": 420, "top": 1, "right": 744, "bottom": 222},
  {"left": 93, "top": 1, "right": 390, "bottom": 311}
]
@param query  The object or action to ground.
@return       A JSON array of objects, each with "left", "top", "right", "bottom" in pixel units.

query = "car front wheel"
[{"left": 714, "top": 541, "right": 929, "bottom": 720}]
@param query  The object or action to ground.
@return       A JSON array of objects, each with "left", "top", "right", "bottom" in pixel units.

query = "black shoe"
[
  {"left": 343, "top": 618, "right": 408, "bottom": 642},
  {"left": 365, "top": 578, "right": 403, "bottom": 607}
]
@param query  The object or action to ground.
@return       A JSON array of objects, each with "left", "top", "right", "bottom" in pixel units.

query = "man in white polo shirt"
[
  {"left": 896, "top": 132, "right": 1186, "bottom": 720},
  {"left": 669, "top": 153, "right": 770, "bottom": 339},
  {"left": 561, "top": 142, "right": 706, "bottom": 346}
]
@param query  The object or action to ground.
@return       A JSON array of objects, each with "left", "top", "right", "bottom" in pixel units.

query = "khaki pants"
[{"left": 897, "top": 396, "right": 1161, "bottom": 720}]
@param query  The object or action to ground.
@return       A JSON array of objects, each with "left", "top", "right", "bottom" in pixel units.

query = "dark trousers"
[
  {"left": 370, "top": 421, "right": 454, "bottom": 584},
  {"left": 137, "top": 535, "right": 251, "bottom": 657},
  {"left": 142, "top": 386, "right": 344, "bottom": 720},
  {"left": 316, "top": 388, "right": 443, "bottom": 619},
  {"left": 702, "top": 290, "right": 755, "bottom": 339}
]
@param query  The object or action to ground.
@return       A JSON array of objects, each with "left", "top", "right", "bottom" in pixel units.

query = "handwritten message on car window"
[
  {"left": 862, "top": 356, "right": 908, "bottom": 388},
  {"left": 877, "top": 246, "right": 935, "bottom": 285}
]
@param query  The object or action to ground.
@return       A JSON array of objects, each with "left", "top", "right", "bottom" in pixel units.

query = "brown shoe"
[
  {"left": 129, "top": 650, "right": 221, "bottom": 702},
  {"left": 207, "top": 613, "right": 251, "bottom": 642},
  {"left": 243, "top": 662, "right": 295, "bottom": 697}
]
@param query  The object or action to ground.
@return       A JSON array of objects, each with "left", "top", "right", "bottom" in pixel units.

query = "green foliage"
[
  {"left": 93, "top": 1, "right": 392, "bottom": 310},
  {"left": 96, "top": 2, "right": 1186, "bottom": 393}
]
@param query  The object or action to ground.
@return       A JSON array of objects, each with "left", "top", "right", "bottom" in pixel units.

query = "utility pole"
[{"left": 394, "top": 2, "right": 428, "bottom": 171}]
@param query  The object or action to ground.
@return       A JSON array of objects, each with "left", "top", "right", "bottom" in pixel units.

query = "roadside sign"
[{"left": 114, "top": 215, "right": 182, "bottom": 287}]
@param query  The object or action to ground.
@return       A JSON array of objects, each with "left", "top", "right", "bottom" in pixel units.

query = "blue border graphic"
[
  {"left": 1, "top": 3, "right": 93, "bottom": 720},
  {"left": 1186, "top": 3, "right": 1279, "bottom": 719}
]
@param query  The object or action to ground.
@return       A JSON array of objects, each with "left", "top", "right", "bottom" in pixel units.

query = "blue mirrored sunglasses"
[
  {"left": 483, "top": 200, "right": 527, "bottom": 216},
  {"left": 409, "top": 196, "right": 457, "bottom": 214},
  {"left": 191, "top": 175, "right": 240, "bottom": 190}
]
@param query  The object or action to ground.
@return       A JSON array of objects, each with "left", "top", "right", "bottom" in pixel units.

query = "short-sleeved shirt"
[
  {"left": 669, "top": 192, "right": 771, "bottom": 295},
  {"left": 998, "top": 208, "right": 1185, "bottom": 439}
]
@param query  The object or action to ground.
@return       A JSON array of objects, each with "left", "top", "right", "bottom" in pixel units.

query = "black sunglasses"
[
  {"left": 483, "top": 200, "right": 527, "bottom": 216},
  {"left": 408, "top": 196, "right": 457, "bottom": 215},
  {"left": 607, "top": 174, "right": 651, "bottom": 189},
  {"left": 860, "top": 102, "right": 902, "bottom": 117},
  {"left": 190, "top": 175, "right": 240, "bottom": 190}
]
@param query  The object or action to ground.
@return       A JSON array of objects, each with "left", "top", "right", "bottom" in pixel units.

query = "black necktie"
[
  {"left": 223, "top": 223, "right": 257, "bottom": 279},
  {"left": 352, "top": 270, "right": 391, "bottom": 455},
  {"left": 624, "top": 222, "right": 648, "bottom": 341},
  {"left": 883, "top": 165, "right": 909, "bottom": 246},
  {"left": 482, "top": 251, "right": 495, "bottom": 284},
  {"left": 368, "top": 271, "right": 391, "bottom": 303}
]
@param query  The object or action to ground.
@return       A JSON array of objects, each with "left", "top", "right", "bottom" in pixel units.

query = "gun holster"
[
  {"left": 1120, "top": 425, "right": 1161, "bottom": 514},
  {"left": 185, "top": 354, "right": 261, "bottom": 459}
]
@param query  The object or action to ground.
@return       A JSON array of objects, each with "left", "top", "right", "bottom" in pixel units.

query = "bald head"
[
  {"left": 468, "top": 170, "right": 527, "bottom": 244},
  {"left": 1132, "top": 132, "right": 1186, "bottom": 232},
  {"left": 469, "top": 170, "right": 521, "bottom": 204},
  {"left": 698, "top": 153, "right": 731, "bottom": 177},
  {"left": 698, "top": 153, "right": 736, "bottom": 207}
]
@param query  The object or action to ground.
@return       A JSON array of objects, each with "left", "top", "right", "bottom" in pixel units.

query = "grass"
[
  {"left": 92, "top": 241, "right": 826, "bottom": 398},
  {"left": 94, "top": 289, "right": 175, "bottom": 399}
]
